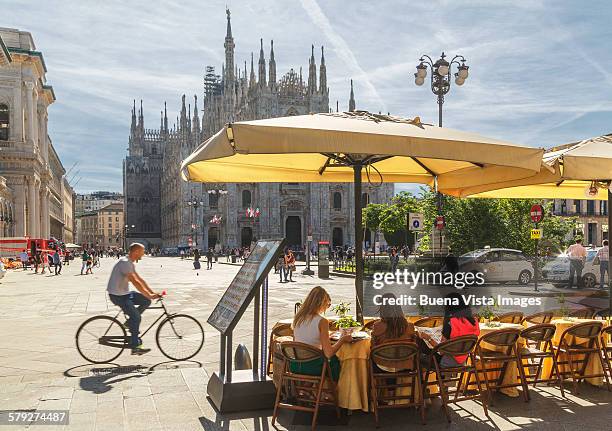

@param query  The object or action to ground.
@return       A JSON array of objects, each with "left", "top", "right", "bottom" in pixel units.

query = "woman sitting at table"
[
  {"left": 420, "top": 292, "right": 480, "bottom": 368},
  {"left": 371, "top": 292, "right": 416, "bottom": 372},
  {"left": 291, "top": 286, "right": 352, "bottom": 380}
]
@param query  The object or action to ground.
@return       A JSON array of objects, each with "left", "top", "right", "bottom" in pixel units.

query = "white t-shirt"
[
  {"left": 106, "top": 257, "right": 136, "bottom": 296},
  {"left": 293, "top": 314, "right": 324, "bottom": 349}
]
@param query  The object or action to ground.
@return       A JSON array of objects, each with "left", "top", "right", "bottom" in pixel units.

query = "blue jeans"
[
  {"left": 600, "top": 261, "right": 609, "bottom": 288},
  {"left": 109, "top": 292, "right": 151, "bottom": 347},
  {"left": 568, "top": 259, "right": 583, "bottom": 288}
]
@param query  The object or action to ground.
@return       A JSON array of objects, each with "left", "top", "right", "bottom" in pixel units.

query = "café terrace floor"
[{"left": 0, "top": 256, "right": 610, "bottom": 430}]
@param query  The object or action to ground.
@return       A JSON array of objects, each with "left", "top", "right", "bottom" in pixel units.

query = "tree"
[{"left": 362, "top": 192, "right": 419, "bottom": 248}]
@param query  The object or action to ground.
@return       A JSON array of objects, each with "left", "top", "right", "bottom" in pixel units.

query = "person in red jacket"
[{"left": 420, "top": 292, "right": 480, "bottom": 367}]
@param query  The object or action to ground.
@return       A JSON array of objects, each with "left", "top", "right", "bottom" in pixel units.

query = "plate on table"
[{"left": 351, "top": 331, "right": 368, "bottom": 339}]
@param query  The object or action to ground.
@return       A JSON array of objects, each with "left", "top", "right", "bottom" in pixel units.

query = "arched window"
[
  {"left": 209, "top": 192, "right": 219, "bottom": 209},
  {"left": 333, "top": 192, "right": 342, "bottom": 210},
  {"left": 242, "top": 189, "right": 252, "bottom": 209},
  {"left": 0, "top": 104, "right": 9, "bottom": 141}
]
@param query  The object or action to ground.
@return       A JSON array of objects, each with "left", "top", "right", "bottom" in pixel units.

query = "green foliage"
[
  {"left": 332, "top": 301, "right": 351, "bottom": 317},
  {"left": 362, "top": 192, "right": 420, "bottom": 248},
  {"left": 336, "top": 315, "right": 361, "bottom": 328}
]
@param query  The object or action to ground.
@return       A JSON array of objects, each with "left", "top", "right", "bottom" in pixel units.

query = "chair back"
[
  {"left": 272, "top": 323, "right": 293, "bottom": 339},
  {"left": 569, "top": 308, "right": 595, "bottom": 319},
  {"left": 495, "top": 312, "right": 524, "bottom": 324},
  {"left": 520, "top": 324, "right": 556, "bottom": 343},
  {"left": 414, "top": 316, "right": 443, "bottom": 327},
  {"left": 601, "top": 325, "right": 612, "bottom": 337},
  {"left": 480, "top": 328, "right": 521, "bottom": 346},
  {"left": 280, "top": 341, "right": 325, "bottom": 363},
  {"left": 433, "top": 335, "right": 478, "bottom": 357},
  {"left": 294, "top": 302, "right": 301, "bottom": 315},
  {"left": 363, "top": 318, "right": 380, "bottom": 331},
  {"left": 370, "top": 341, "right": 419, "bottom": 370},
  {"left": 563, "top": 321, "right": 603, "bottom": 340},
  {"left": 524, "top": 311, "right": 553, "bottom": 325}
]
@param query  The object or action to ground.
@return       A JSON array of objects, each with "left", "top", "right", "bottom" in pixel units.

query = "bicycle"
[{"left": 75, "top": 291, "right": 204, "bottom": 364}]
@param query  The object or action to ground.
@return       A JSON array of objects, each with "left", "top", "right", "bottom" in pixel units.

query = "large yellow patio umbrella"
[
  {"left": 439, "top": 134, "right": 612, "bottom": 312},
  {"left": 181, "top": 111, "right": 544, "bottom": 320}
]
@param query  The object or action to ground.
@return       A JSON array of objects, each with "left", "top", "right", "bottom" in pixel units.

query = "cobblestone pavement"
[{"left": 0, "top": 257, "right": 611, "bottom": 430}]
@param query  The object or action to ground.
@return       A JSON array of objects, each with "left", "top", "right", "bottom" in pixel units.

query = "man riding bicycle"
[{"left": 107, "top": 243, "right": 161, "bottom": 355}]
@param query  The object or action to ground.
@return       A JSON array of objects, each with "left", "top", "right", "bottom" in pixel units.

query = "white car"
[
  {"left": 542, "top": 247, "right": 604, "bottom": 289},
  {"left": 459, "top": 248, "right": 533, "bottom": 285}
]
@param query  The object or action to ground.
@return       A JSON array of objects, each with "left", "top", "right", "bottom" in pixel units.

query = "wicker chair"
[
  {"left": 414, "top": 316, "right": 443, "bottom": 328},
  {"left": 422, "top": 335, "right": 488, "bottom": 423},
  {"left": 601, "top": 325, "right": 612, "bottom": 382},
  {"left": 267, "top": 322, "right": 293, "bottom": 376},
  {"left": 569, "top": 308, "right": 596, "bottom": 319},
  {"left": 475, "top": 328, "right": 529, "bottom": 403},
  {"left": 494, "top": 312, "right": 524, "bottom": 324},
  {"left": 523, "top": 311, "right": 553, "bottom": 325},
  {"left": 518, "top": 324, "right": 564, "bottom": 398},
  {"left": 272, "top": 341, "right": 339, "bottom": 431},
  {"left": 369, "top": 341, "right": 424, "bottom": 426}
]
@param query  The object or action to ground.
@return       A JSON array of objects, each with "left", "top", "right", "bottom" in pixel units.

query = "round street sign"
[
  {"left": 530, "top": 204, "right": 544, "bottom": 223},
  {"left": 435, "top": 215, "right": 445, "bottom": 230}
]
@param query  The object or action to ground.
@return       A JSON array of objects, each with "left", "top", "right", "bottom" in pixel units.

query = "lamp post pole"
[
  {"left": 207, "top": 188, "right": 228, "bottom": 250},
  {"left": 123, "top": 224, "right": 134, "bottom": 252},
  {"left": 415, "top": 52, "right": 470, "bottom": 256},
  {"left": 187, "top": 189, "right": 204, "bottom": 250}
]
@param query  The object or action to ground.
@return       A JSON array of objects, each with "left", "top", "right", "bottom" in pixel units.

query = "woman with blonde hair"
[{"left": 291, "top": 286, "right": 351, "bottom": 379}]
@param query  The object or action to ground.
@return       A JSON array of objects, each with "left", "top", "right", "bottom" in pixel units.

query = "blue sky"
[{"left": 3, "top": 0, "right": 612, "bottom": 193}]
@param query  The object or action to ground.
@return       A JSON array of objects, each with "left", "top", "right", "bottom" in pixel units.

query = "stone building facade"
[
  {"left": 0, "top": 27, "right": 73, "bottom": 241},
  {"left": 124, "top": 9, "right": 393, "bottom": 251},
  {"left": 553, "top": 199, "right": 608, "bottom": 245}
]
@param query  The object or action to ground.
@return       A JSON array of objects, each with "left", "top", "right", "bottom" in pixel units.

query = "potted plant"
[
  {"left": 557, "top": 294, "right": 571, "bottom": 320},
  {"left": 332, "top": 302, "right": 360, "bottom": 334}
]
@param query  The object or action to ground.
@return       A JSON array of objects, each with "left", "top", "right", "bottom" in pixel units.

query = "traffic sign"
[
  {"left": 530, "top": 204, "right": 544, "bottom": 223},
  {"left": 531, "top": 228, "right": 542, "bottom": 239},
  {"left": 408, "top": 213, "right": 424, "bottom": 231},
  {"left": 435, "top": 215, "right": 445, "bottom": 230}
]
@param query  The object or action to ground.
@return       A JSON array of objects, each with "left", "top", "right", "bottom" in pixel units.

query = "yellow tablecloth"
[
  {"left": 335, "top": 337, "right": 371, "bottom": 412},
  {"left": 472, "top": 322, "right": 526, "bottom": 397},
  {"left": 541, "top": 318, "right": 605, "bottom": 386}
]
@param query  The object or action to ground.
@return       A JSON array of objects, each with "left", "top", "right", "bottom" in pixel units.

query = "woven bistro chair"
[
  {"left": 551, "top": 321, "right": 611, "bottom": 394},
  {"left": 494, "top": 312, "right": 524, "bottom": 324},
  {"left": 267, "top": 322, "right": 294, "bottom": 376},
  {"left": 523, "top": 311, "right": 553, "bottom": 325},
  {"left": 518, "top": 324, "right": 564, "bottom": 398},
  {"left": 369, "top": 341, "right": 424, "bottom": 427},
  {"left": 422, "top": 335, "right": 488, "bottom": 423},
  {"left": 569, "top": 308, "right": 596, "bottom": 319},
  {"left": 475, "top": 328, "right": 529, "bottom": 403},
  {"left": 601, "top": 326, "right": 612, "bottom": 381},
  {"left": 363, "top": 318, "right": 380, "bottom": 331},
  {"left": 414, "top": 316, "right": 444, "bottom": 328},
  {"left": 272, "top": 341, "right": 339, "bottom": 431}
]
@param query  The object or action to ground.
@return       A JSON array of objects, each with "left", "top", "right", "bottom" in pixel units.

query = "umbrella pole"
[
  {"left": 354, "top": 164, "right": 364, "bottom": 323},
  {"left": 608, "top": 188, "right": 611, "bottom": 315}
]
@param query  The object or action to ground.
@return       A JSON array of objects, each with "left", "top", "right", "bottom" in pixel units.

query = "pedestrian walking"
[
  {"left": 81, "top": 250, "right": 89, "bottom": 275},
  {"left": 595, "top": 240, "right": 609, "bottom": 289},
  {"left": 390, "top": 247, "right": 400, "bottom": 274},
  {"left": 53, "top": 249, "right": 62, "bottom": 275},
  {"left": 19, "top": 251, "right": 29, "bottom": 270},
  {"left": 284, "top": 249, "right": 296, "bottom": 282},
  {"left": 567, "top": 238, "right": 587, "bottom": 289},
  {"left": 40, "top": 251, "right": 50, "bottom": 274},
  {"left": 206, "top": 248, "right": 214, "bottom": 270}
]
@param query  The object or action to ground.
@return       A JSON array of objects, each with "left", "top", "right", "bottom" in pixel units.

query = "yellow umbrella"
[
  {"left": 440, "top": 133, "right": 612, "bottom": 311},
  {"left": 181, "top": 111, "right": 545, "bottom": 320}
]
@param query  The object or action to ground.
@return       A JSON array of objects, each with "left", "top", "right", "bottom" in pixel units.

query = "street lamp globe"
[
  {"left": 455, "top": 76, "right": 465, "bottom": 86},
  {"left": 457, "top": 65, "right": 469, "bottom": 79},
  {"left": 416, "top": 63, "right": 427, "bottom": 78},
  {"left": 436, "top": 60, "right": 450, "bottom": 76},
  {"left": 414, "top": 75, "right": 425, "bottom": 86}
]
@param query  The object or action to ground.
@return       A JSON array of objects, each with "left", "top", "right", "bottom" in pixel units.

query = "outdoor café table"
[
  {"left": 334, "top": 332, "right": 371, "bottom": 412},
  {"left": 540, "top": 318, "right": 607, "bottom": 387},
  {"left": 472, "top": 322, "right": 526, "bottom": 397}
]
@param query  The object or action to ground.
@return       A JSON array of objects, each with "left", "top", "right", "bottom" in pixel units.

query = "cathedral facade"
[{"left": 123, "top": 9, "right": 393, "bottom": 251}]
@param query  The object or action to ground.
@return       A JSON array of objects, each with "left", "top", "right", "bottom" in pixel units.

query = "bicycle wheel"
[
  {"left": 76, "top": 316, "right": 127, "bottom": 364},
  {"left": 156, "top": 314, "right": 204, "bottom": 361}
]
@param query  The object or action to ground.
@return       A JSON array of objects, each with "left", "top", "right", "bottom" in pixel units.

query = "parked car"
[
  {"left": 459, "top": 248, "right": 533, "bottom": 285},
  {"left": 541, "top": 247, "right": 603, "bottom": 288}
]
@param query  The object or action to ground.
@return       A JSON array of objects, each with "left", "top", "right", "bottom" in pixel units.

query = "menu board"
[{"left": 208, "top": 239, "right": 285, "bottom": 334}]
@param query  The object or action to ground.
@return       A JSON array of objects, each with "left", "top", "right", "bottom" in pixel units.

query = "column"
[
  {"left": 27, "top": 178, "right": 36, "bottom": 236},
  {"left": 12, "top": 180, "right": 26, "bottom": 236},
  {"left": 24, "top": 82, "right": 35, "bottom": 145},
  {"left": 34, "top": 180, "right": 41, "bottom": 237},
  {"left": 32, "top": 87, "right": 39, "bottom": 149},
  {"left": 41, "top": 187, "right": 49, "bottom": 238},
  {"left": 12, "top": 86, "right": 23, "bottom": 141}
]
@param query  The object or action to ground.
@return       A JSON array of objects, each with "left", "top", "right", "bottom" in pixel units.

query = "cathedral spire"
[
  {"left": 258, "top": 38, "right": 266, "bottom": 88},
  {"left": 249, "top": 52, "right": 256, "bottom": 88},
  {"left": 319, "top": 46, "right": 327, "bottom": 94},
  {"left": 348, "top": 79, "right": 356, "bottom": 112},
  {"left": 308, "top": 44, "right": 317, "bottom": 94},
  {"left": 163, "top": 101, "right": 168, "bottom": 133},
  {"left": 224, "top": 8, "right": 235, "bottom": 86},
  {"left": 192, "top": 94, "right": 200, "bottom": 135},
  {"left": 180, "top": 94, "right": 187, "bottom": 130},
  {"left": 130, "top": 99, "right": 136, "bottom": 135},
  {"left": 269, "top": 40, "right": 276, "bottom": 89}
]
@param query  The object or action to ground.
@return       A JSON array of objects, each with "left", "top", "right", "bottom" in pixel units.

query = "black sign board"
[{"left": 208, "top": 239, "right": 285, "bottom": 334}]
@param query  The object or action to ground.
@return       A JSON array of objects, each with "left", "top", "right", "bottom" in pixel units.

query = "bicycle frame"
[{"left": 100, "top": 298, "right": 180, "bottom": 347}]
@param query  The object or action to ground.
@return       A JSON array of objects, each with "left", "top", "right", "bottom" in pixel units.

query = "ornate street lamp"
[
  {"left": 415, "top": 52, "right": 470, "bottom": 127},
  {"left": 123, "top": 224, "right": 135, "bottom": 251},
  {"left": 187, "top": 191, "right": 204, "bottom": 248}
]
